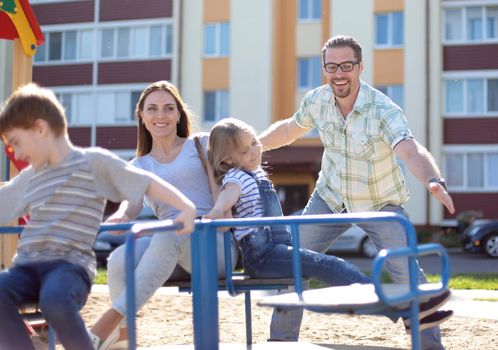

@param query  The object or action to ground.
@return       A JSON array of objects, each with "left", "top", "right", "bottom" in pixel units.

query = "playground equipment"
[{"left": 123, "top": 213, "right": 451, "bottom": 350}]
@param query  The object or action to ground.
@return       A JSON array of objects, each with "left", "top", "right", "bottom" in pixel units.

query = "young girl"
[{"left": 205, "top": 118, "right": 452, "bottom": 331}]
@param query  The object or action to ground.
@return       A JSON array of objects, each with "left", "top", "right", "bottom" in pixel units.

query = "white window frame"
[
  {"left": 443, "top": 70, "right": 498, "bottom": 117},
  {"left": 50, "top": 84, "right": 147, "bottom": 126},
  {"left": 35, "top": 29, "right": 95, "bottom": 64},
  {"left": 98, "top": 21, "right": 174, "bottom": 61},
  {"left": 203, "top": 22, "right": 230, "bottom": 58},
  {"left": 297, "top": 0, "right": 321, "bottom": 22},
  {"left": 34, "top": 19, "right": 174, "bottom": 65},
  {"left": 30, "top": 0, "right": 82, "bottom": 3},
  {"left": 443, "top": 2, "right": 498, "bottom": 45},
  {"left": 375, "top": 11, "right": 404, "bottom": 48},
  {"left": 444, "top": 145, "right": 498, "bottom": 192}
]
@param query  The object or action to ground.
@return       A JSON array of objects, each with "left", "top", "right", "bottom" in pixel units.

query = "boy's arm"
[
  {"left": 203, "top": 182, "right": 241, "bottom": 220},
  {"left": 0, "top": 174, "right": 29, "bottom": 224},
  {"left": 146, "top": 175, "right": 196, "bottom": 235}
]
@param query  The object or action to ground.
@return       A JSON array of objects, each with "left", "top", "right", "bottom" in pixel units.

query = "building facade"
[{"left": 10, "top": 0, "right": 496, "bottom": 225}]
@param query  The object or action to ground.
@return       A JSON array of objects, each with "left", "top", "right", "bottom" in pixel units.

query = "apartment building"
[
  {"left": 9, "top": 0, "right": 495, "bottom": 225},
  {"left": 440, "top": 0, "right": 498, "bottom": 220},
  {"left": 30, "top": 0, "right": 177, "bottom": 159}
]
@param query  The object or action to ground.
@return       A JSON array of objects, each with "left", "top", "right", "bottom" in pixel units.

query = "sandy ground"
[{"left": 46, "top": 290, "right": 497, "bottom": 350}]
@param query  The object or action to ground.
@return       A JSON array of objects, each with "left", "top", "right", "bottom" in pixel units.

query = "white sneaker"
[{"left": 88, "top": 327, "right": 119, "bottom": 350}]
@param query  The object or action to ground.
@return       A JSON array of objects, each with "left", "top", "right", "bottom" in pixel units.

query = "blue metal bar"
[
  {"left": 48, "top": 326, "right": 56, "bottom": 350},
  {"left": 223, "top": 230, "right": 237, "bottom": 296},
  {"left": 244, "top": 292, "right": 252, "bottom": 345},
  {"left": 191, "top": 223, "right": 219, "bottom": 349},
  {"left": 124, "top": 232, "right": 136, "bottom": 350},
  {"left": 0, "top": 226, "right": 23, "bottom": 233}
]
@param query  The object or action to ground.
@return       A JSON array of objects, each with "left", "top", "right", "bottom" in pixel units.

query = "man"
[{"left": 259, "top": 35, "right": 454, "bottom": 349}]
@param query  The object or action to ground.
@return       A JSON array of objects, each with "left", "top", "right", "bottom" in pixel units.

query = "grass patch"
[
  {"left": 473, "top": 298, "right": 498, "bottom": 302},
  {"left": 310, "top": 272, "right": 498, "bottom": 290},
  {"left": 427, "top": 273, "right": 498, "bottom": 290},
  {"left": 97, "top": 268, "right": 497, "bottom": 291},
  {"left": 95, "top": 268, "right": 107, "bottom": 285}
]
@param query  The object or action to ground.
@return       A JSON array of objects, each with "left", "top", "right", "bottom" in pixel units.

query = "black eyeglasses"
[{"left": 323, "top": 61, "right": 359, "bottom": 73}]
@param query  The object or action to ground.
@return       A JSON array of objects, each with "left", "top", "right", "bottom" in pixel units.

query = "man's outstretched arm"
[
  {"left": 394, "top": 139, "right": 455, "bottom": 214},
  {"left": 259, "top": 117, "right": 310, "bottom": 151}
]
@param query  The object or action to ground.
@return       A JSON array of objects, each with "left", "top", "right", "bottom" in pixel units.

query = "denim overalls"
[{"left": 238, "top": 171, "right": 371, "bottom": 286}]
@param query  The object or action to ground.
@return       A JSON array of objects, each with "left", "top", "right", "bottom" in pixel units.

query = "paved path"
[{"left": 338, "top": 248, "right": 498, "bottom": 274}]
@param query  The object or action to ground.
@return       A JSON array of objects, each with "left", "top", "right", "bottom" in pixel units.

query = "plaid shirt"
[{"left": 294, "top": 80, "right": 412, "bottom": 213}]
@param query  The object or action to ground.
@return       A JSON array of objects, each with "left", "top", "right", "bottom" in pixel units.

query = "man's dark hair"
[{"left": 321, "top": 35, "right": 363, "bottom": 64}]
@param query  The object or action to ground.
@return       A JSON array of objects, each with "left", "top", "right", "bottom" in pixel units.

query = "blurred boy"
[{"left": 0, "top": 83, "right": 195, "bottom": 350}]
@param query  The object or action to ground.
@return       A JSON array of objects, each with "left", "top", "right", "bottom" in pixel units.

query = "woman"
[{"left": 89, "top": 81, "right": 237, "bottom": 349}]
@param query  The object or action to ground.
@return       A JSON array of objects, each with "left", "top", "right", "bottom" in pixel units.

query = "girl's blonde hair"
[{"left": 208, "top": 118, "right": 257, "bottom": 185}]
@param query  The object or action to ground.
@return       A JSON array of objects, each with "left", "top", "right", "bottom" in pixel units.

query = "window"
[
  {"left": 297, "top": 0, "right": 321, "bottom": 21},
  {"left": 100, "top": 24, "right": 173, "bottom": 60},
  {"left": 467, "top": 7, "right": 483, "bottom": 40},
  {"left": 52, "top": 89, "right": 145, "bottom": 125},
  {"left": 444, "top": 77, "right": 498, "bottom": 115},
  {"left": 376, "top": 85, "right": 404, "bottom": 109},
  {"left": 204, "top": 90, "right": 229, "bottom": 122},
  {"left": 57, "top": 93, "right": 73, "bottom": 123},
  {"left": 204, "top": 22, "right": 230, "bottom": 57},
  {"left": 117, "top": 28, "right": 130, "bottom": 58},
  {"left": 444, "top": 5, "right": 498, "bottom": 43},
  {"left": 35, "top": 30, "right": 94, "bottom": 63},
  {"left": 298, "top": 57, "right": 322, "bottom": 90},
  {"left": 375, "top": 12, "right": 404, "bottom": 47},
  {"left": 444, "top": 150, "right": 498, "bottom": 190},
  {"left": 79, "top": 30, "right": 94, "bottom": 60},
  {"left": 101, "top": 29, "right": 114, "bottom": 58}
]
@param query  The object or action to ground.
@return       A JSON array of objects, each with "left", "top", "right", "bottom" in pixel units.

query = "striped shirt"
[
  {"left": 0, "top": 147, "right": 153, "bottom": 280},
  {"left": 294, "top": 80, "right": 412, "bottom": 213},
  {"left": 222, "top": 167, "right": 266, "bottom": 240}
]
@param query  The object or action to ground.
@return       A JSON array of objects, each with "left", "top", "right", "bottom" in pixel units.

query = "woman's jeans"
[
  {"left": 107, "top": 230, "right": 238, "bottom": 323},
  {"left": 269, "top": 190, "right": 444, "bottom": 350},
  {"left": 0, "top": 260, "right": 92, "bottom": 350}
]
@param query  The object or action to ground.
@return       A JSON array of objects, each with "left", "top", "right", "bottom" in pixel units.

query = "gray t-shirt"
[
  {"left": 0, "top": 147, "right": 154, "bottom": 280},
  {"left": 131, "top": 133, "right": 213, "bottom": 219}
]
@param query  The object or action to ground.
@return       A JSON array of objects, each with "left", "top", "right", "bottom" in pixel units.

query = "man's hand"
[{"left": 428, "top": 182, "right": 455, "bottom": 214}]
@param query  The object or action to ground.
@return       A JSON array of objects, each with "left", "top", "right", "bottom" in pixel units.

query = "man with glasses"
[{"left": 259, "top": 34, "right": 455, "bottom": 349}]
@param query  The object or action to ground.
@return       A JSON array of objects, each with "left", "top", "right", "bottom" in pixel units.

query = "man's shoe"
[
  {"left": 419, "top": 290, "right": 451, "bottom": 319},
  {"left": 405, "top": 310, "right": 453, "bottom": 333},
  {"left": 403, "top": 289, "right": 451, "bottom": 326}
]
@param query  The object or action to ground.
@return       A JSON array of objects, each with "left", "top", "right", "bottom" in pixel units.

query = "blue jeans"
[
  {"left": 269, "top": 191, "right": 445, "bottom": 350},
  {"left": 0, "top": 260, "right": 92, "bottom": 350},
  {"left": 240, "top": 227, "right": 370, "bottom": 286}
]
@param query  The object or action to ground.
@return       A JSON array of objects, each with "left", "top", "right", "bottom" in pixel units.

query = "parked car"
[
  {"left": 461, "top": 220, "right": 498, "bottom": 258},
  {"left": 93, "top": 205, "right": 156, "bottom": 267},
  {"left": 326, "top": 225, "right": 377, "bottom": 258}
]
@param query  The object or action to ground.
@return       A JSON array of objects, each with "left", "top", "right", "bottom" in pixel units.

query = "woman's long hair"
[{"left": 135, "top": 81, "right": 193, "bottom": 157}]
